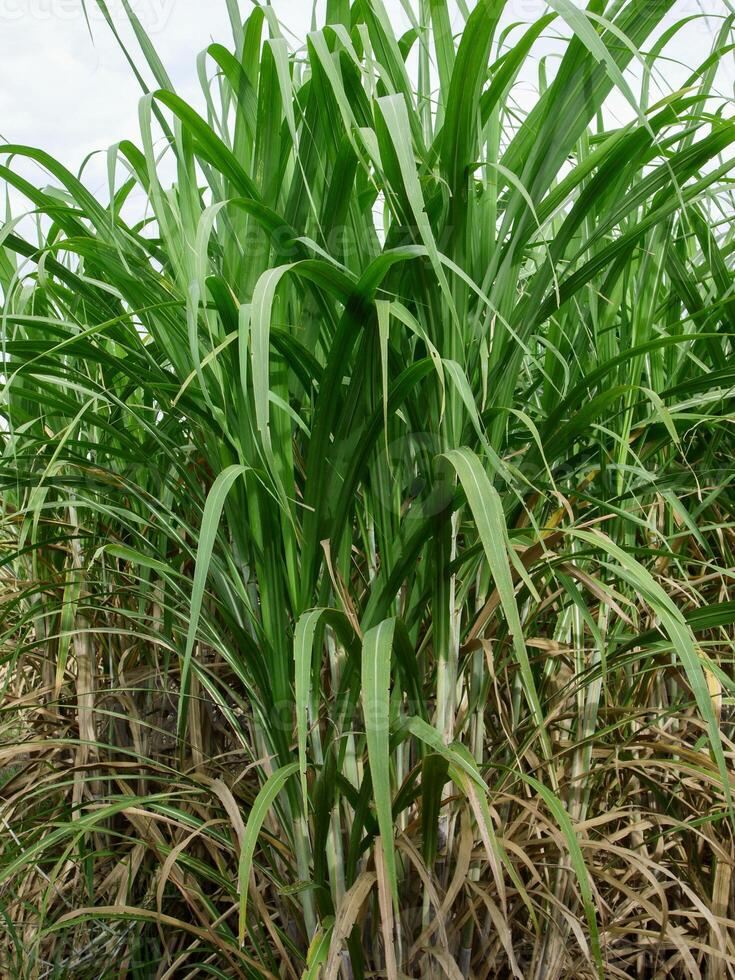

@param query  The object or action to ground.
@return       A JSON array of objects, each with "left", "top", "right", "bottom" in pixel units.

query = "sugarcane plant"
[{"left": 1, "top": 0, "right": 734, "bottom": 976}]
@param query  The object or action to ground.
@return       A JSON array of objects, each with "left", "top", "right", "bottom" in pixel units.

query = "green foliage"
[{"left": 1, "top": 1, "right": 734, "bottom": 976}]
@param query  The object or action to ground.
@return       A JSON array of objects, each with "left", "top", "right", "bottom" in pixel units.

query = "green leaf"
[
  {"left": 238, "top": 762, "right": 300, "bottom": 942},
  {"left": 443, "top": 448, "right": 552, "bottom": 764},
  {"left": 521, "top": 772, "right": 603, "bottom": 975},
  {"left": 179, "top": 465, "right": 248, "bottom": 738},
  {"left": 362, "top": 618, "right": 399, "bottom": 906},
  {"left": 572, "top": 528, "right": 733, "bottom": 813}
]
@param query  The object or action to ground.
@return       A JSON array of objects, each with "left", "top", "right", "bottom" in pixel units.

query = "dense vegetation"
[{"left": 1, "top": 0, "right": 734, "bottom": 976}]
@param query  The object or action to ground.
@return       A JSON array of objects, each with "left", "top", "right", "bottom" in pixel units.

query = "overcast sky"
[{"left": 0, "top": 1, "right": 730, "bottom": 209}]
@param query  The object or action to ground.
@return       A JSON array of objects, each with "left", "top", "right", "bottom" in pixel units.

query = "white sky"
[{"left": 0, "top": 1, "right": 731, "bottom": 210}]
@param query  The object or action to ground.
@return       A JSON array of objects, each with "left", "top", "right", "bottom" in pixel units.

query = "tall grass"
[{"left": 1, "top": 0, "right": 734, "bottom": 976}]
